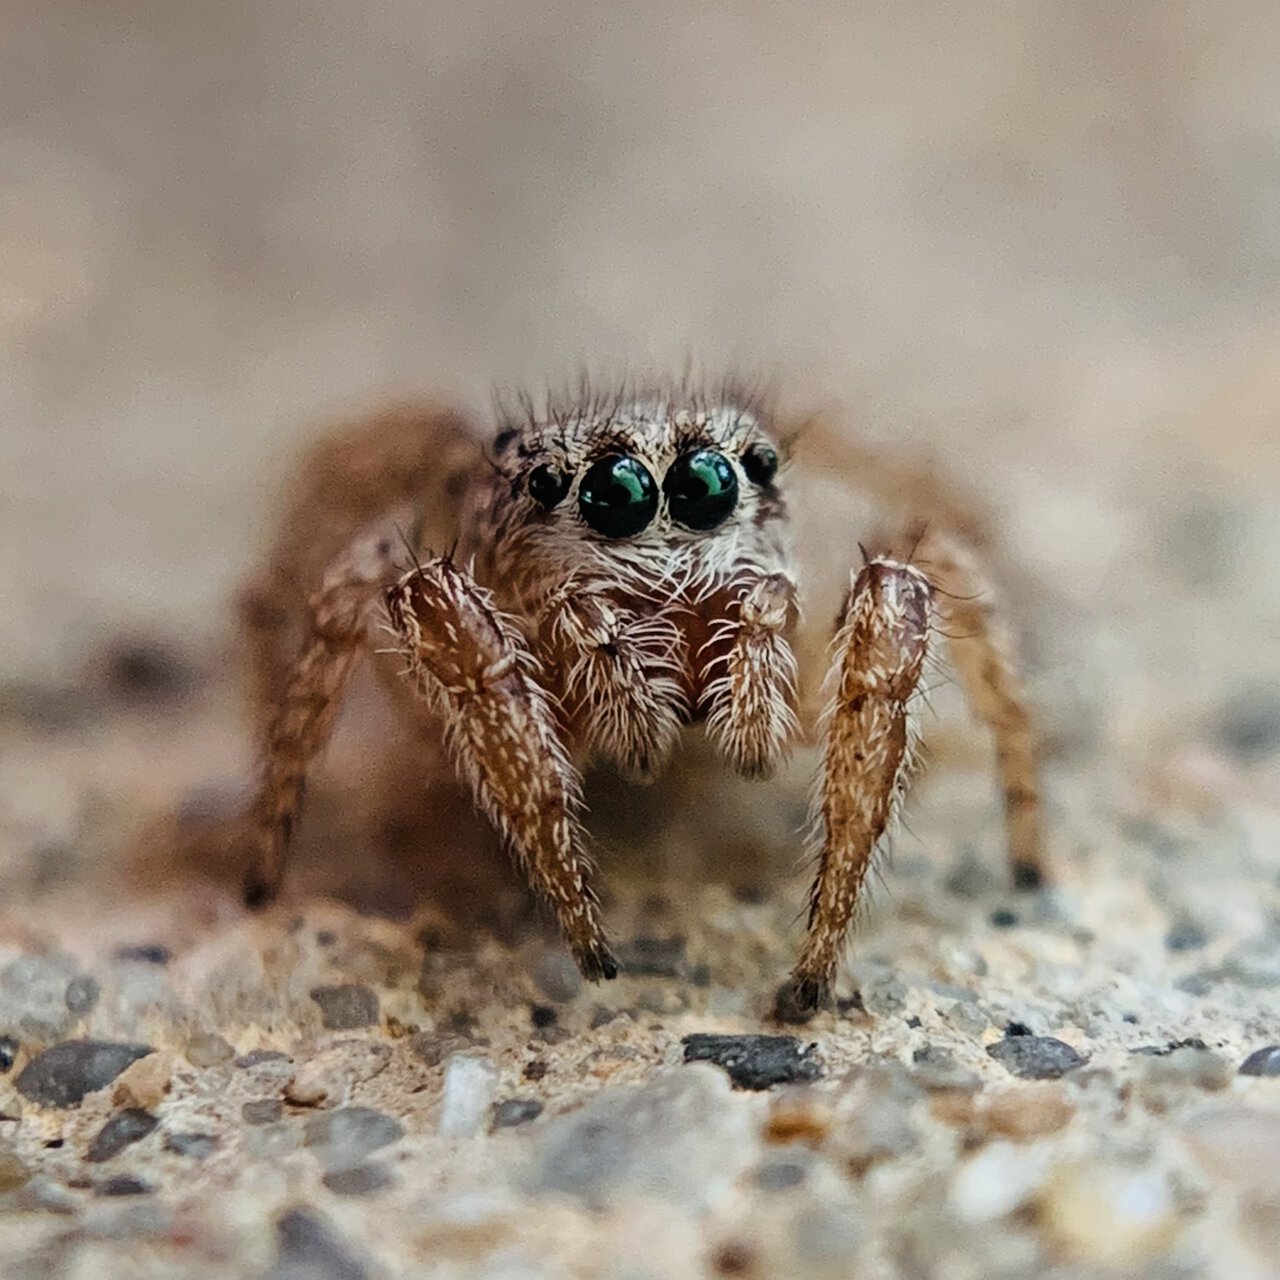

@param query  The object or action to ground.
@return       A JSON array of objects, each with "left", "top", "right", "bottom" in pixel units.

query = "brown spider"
[{"left": 238, "top": 384, "right": 1043, "bottom": 1019}]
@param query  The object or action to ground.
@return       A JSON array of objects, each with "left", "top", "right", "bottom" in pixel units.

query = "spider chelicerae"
[{"left": 238, "top": 383, "right": 1043, "bottom": 1020}]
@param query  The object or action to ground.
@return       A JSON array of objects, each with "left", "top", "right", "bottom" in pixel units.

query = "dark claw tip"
[
  {"left": 577, "top": 946, "right": 620, "bottom": 983},
  {"left": 1012, "top": 862, "right": 1045, "bottom": 891},
  {"left": 242, "top": 874, "right": 278, "bottom": 910},
  {"left": 772, "top": 976, "right": 828, "bottom": 1024}
]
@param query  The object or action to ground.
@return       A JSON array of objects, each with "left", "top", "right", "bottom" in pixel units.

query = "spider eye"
[
  {"left": 663, "top": 448, "right": 739, "bottom": 531},
  {"left": 527, "top": 464, "right": 571, "bottom": 509},
  {"left": 578, "top": 454, "right": 658, "bottom": 538},
  {"left": 742, "top": 442, "right": 779, "bottom": 487}
]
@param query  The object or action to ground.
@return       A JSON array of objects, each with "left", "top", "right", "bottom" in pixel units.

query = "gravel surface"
[{"left": 2, "top": 3, "right": 1280, "bottom": 1278}]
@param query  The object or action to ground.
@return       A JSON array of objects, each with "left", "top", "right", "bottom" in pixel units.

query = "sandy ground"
[{"left": 2, "top": 2, "right": 1280, "bottom": 1277}]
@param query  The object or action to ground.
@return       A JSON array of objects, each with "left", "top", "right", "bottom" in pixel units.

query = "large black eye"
[
  {"left": 527, "top": 464, "right": 570, "bottom": 509},
  {"left": 663, "top": 448, "right": 739, "bottom": 531},
  {"left": 577, "top": 454, "right": 658, "bottom": 538},
  {"left": 742, "top": 441, "right": 778, "bottom": 486}
]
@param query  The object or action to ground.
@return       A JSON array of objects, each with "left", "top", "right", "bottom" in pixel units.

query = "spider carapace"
[{"left": 239, "top": 387, "right": 1044, "bottom": 1020}]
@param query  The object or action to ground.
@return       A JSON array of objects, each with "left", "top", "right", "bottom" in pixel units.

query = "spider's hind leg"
[{"left": 775, "top": 558, "right": 932, "bottom": 1021}]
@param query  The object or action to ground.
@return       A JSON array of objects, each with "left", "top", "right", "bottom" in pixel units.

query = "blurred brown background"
[{"left": 2, "top": 0, "right": 1279, "bottom": 765}]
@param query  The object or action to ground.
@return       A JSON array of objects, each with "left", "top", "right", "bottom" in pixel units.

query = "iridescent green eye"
[
  {"left": 577, "top": 454, "right": 658, "bottom": 538},
  {"left": 663, "top": 448, "right": 739, "bottom": 531}
]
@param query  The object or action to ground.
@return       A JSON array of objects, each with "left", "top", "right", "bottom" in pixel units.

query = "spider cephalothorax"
[{"left": 239, "top": 385, "right": 1043, "bottom": 1018}]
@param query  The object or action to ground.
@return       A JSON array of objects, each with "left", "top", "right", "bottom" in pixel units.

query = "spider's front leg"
[
  {"left": 386, "top": 561, "right": 617, "bottom": 981},
  {"left": 776, "top": 558, "right": 932, "bottom": 1021}
]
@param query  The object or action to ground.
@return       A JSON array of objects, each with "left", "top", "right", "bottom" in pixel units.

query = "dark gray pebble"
[
  {"left": 235, "top": 1050, "right": 291, "bottom": 1068},
  {"left": 321, "top": 1164, "right": 397, "bottom": 1196},
  {"left": 682, "top": 1034, "right": 823, "bottom": 1090},
  {"left": 86, "top": 1109, "right": 157, "bottom": 1162},
  {"left": 305, "top": 1107, "right": 404, "bottom": 1171},
  {"left": 16, "top": 1041, "right": 153, "bottom": 1107},
  {"left": 492, "top": 1098, "right": 544, "bottom": 1129},
  {"left": 113, "top": 945, "right": 171, "bottom": 966},
  {"left": 530, "top": 1004, "right": 558, "bottom": 1029},
  {"left": 64, "top": 976, "right": 100, "bottom": 1015},
  {"left": 754, "top": 1160, "right": 809, "bottom": 1191},
  {"left": 96, "top": 1175, "right": 152, "bottom": 1197},
  {"left": 532, "top": 950, "right": 583, "bottom": 1003},
  {"left": 164, "top": 1132, "right": 219, "bottom": 1159},
  {"left": 986, "top": 1035, "right": 1087, "bottom": 1079},
  {"left": 310, "top": 985, "right": 379, "bottom": 1031},
  {"left": 0, "top": 1035, "right": 17, "bottom": 1073},
  {"left": 1216, "top": 685, "right": 1280, "bottom": 761},
  {"left": 267, "top": 1208, "right": 370, "bottom": 1280},
  {"left": 1239, "top": 1045, "right": 1280, "bottom": 1077},
  {"left": 615, "top": 936, "right": 687, "bottom": 977},
  {"left": 1131, "top": 1037, "right": 1209, "bottom": 1057},
  {"left": 407, "top": 1030, "right": 473, "bottom": 1068},
  {"left": 243, "top": 1099, "right": 285, "bottom": 1125},
  {"left": 1164, "top": 921, "right": 1208, "bottom": 952}
]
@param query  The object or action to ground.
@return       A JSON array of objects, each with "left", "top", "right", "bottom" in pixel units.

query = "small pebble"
[
  {"left": 942, "top": 1002, "right": 989, "bottom": 1037},
  {"left": 532, "top": 951, "right": 583, "bottom": 1003},
  {"left": 113, "top": 944, "right": 170, "bottom": 965},
  {"left": 989, "top": 908, "right": 1018, "bottom": 929},
  {"left": 438, "top": 1055, "right": 499, "bottom": 1137},
  {"left": 186, "top": 1033, "right": 236, "bottom": 1068},
  {"left": 754, "top": 1159, "right": 808, "bottom": 1191},
  {"left": 986, "top": 1035, "right": 1086, "bottom": 1080},
  {"left": 522, "top": 1060, "right": 548, "bottom": 1082},
  {"left": 407, "top": 1031, "right": 473, "bottom": 1068},
  {"left": 910, "top": 1046, "right": 981, "bottom": 1092},
  {"left": 322, "top": 1164, "right": 397, "bottom": 1196},
  {"left": 860, "top": 975, "right": 908, "bottom": 1017},
  {"left": 0, "top": 955, "right": 81, "bottom": 1040},
  {"left": 244, "top": 1124, "right": 302, "bottom": 1161},
  {"left": 236, "top": 1050, "right": 291, "bottom": 1068},
  {"left": 682, "top": 1034, "right": 823, "bottom": 1090},
  {"left": 1164, "top": 920, "right": 1208, "bottom": 952},
  {"left": 589, "top": 1007, "right": 621, "bottom": 1029},
  {"left": 492, "top": 1098, "right": 543, "bottom": 1129},
  {"left": 1131, "top": 1037, "right": 1209, "bottom": 1056},
  {"left": 86, "top": 1109, "right": 157, "bottom": 1162},
  {"left": 0, "top": 1036, "right": 17, "bottom": 1073},
  {"left": 15, "top": 1041, "right": 153, "bottom": 1108},
  {"left": 96, "top": 1175, "right": 152, "bottom": 1197},
  {"left": 243, "top": 1099, "right": 285, "bottom": 1125},
  {"left": 305, "top": 1107, "right": 404, "bottom": 1171},
  {"left": 64, "top": 976, "right": 100, "bottom": 1016},
  {"left": 1216, "top": 685, "right": 1280, "bottom": 761},
  {"left": 0, "top": 1144, "right": 31, "bottom": 1191},
  {"left": 1038, "top": 1164, "right": 1180, "bottom": 1267},
  {"left": 530, "top": 1004, "right": 557, "bottom": 1029},
  {"left": 111, "top": 1051, "right": 173, "bottom": 1110},
  {"left": 1239, "top": 1046, "right": 1280, "bottom": 1078},
  {"left": 310, "top": 985, "right": 379, "bottom": 1031},
  {"left": 266, "top": 1207, "right": 370, "bottom": 1280},
  {"left": 164, "top": 1131, "right": 219, "bottom": 1159}
]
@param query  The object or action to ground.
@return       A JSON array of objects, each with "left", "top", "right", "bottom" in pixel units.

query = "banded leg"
[
  {"left": 914, "top": 528, "right": 1044, "bottom": 887},
  {"left": 701, "top": 572, "right": 801, "bottom": 778},
  {"left": 776, "top": 559, "right": 932, "bottom": 1020},
  {"left": 542, "top": 588, "right": 689, "bottom": 782},
  {"left": 386, "top": 560, "right": 616, "bottom": 980},
  {"left": 243, "top": 519, "right": 405, "bottom": 906}
]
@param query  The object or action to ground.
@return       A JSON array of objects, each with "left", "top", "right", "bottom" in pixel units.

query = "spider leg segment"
[
  {"left": 243, "top": 517, "right": 407, "bottom": 907},
  {"left": 386, "top": 560, "right": 617, "bottom": 981},
  {"left": 701, "top": 571, "right": 801, "bottom": 778},
  {"left": 540, "top": 588, "right": 688, "bottom": 782},
  {"left": 912, "top": 528, "right": 1044, "bottom": 888},
  {"left": 777, "top": 558, "right": 932, "bottom": 1020}
]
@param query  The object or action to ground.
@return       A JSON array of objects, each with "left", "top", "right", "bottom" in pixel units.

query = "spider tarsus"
[
  {"left": 242, "top": 871, "right": 279, "bottom": 911},
  {"left": 576, "top": 944, "right": 621, "bottom": 982},
  {"left": 1012, "top": 860, "right": 1044, "bottom": 891},
  {"left": 771, "top": 975, "right": 829, "bottom": 1024}
]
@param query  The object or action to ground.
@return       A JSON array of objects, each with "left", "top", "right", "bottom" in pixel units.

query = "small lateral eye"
[
  {"left": 578, "top": 454, "right": 659, "bottom": 538},
  {"left": 527, "top": 464, "right": 571, "bottom": 509},
  {"left": 742, "top": 441, "right": 779, "bottom": 487}
]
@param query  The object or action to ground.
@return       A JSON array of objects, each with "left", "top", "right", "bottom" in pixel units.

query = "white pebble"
[{"left": 438, "top": 1054, "right": 499, "bottom": 1137}]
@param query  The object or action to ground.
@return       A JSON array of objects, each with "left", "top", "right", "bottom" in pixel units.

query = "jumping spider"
[{"left": 239, "top": 385, "right": 1043, "bottom": 1019}]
